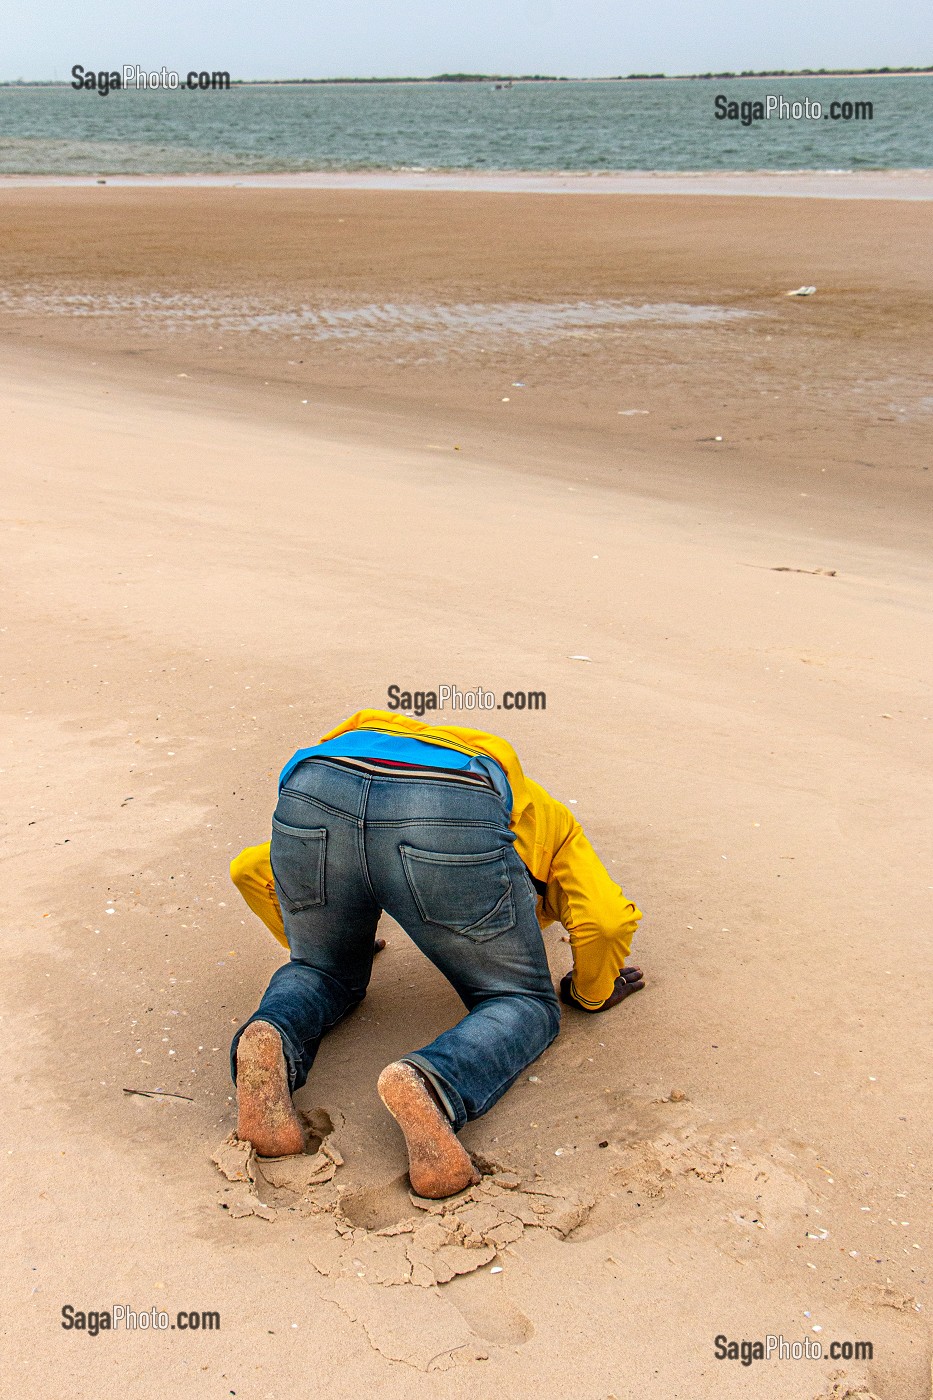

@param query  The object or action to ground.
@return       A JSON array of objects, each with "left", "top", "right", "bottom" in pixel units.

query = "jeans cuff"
[
  {"left": 229, "top": 1014, "right": 307, "bottom": 1094},
  {"left": 401, "top": 1054, "right": 466, "bottom": 1132}
]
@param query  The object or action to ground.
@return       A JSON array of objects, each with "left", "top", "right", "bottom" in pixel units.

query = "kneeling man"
[{"left": 230, "top": 709, "right": 644, "bottom": 1197}]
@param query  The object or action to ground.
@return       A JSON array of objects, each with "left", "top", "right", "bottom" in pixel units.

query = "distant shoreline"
[
  {"left": 2, "top": 170, "right": 931, "bottom": 199},
  {"left": 3, "top": 69, "right": 932, "bottom": 87}
]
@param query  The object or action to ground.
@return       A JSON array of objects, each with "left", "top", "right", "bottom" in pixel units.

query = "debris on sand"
[
  {"left": 211, "top": 1134, "right": 256, "bottom": 1184},
  {"left": 257, "top": 1142, "right": 341, "bottom": 1191},
  {"left": 823, "top": 1389, "right": 882, "bottom": 1400},
  {"left": 328, "top": 1171, "right": 594, "bottom": 1289},
  {"left": 123, "top": 1087, "right": 193, "bottom": 1101},
  {"left": 212, "top": 1130, "right": 593, "bottom": 1291},
  {"left": 227, "top": 1197, "right": 277, "bottom": 1222},
  {"left": 770, "top": 566, "right": 836, "bottom": 576},
  {"left": 212, "top": 1131, "right": 341, "bottom": 1192},
  {"left": 741, "top": 564, "right": 837, "bottom": 577},
  {"left": 786, "top": 286, "right": 816, "bottom": 296}
]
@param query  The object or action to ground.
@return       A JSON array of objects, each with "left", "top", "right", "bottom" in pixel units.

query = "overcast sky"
[{"left": 3, "top": 0, "right": 932, "bottom": 82}]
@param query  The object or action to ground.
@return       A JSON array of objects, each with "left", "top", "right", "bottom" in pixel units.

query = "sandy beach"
[{"left": 1, "top": 186, "right": 930, "bottom": 1398}]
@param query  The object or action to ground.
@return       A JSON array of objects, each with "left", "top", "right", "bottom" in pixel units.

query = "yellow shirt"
[{"left": 230, "top": 709, "right": 642, "bottom": 1009}]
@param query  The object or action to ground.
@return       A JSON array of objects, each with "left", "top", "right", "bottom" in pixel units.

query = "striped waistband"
[{"left": 301, "top": 755, "right": 495, "bottom": 790}]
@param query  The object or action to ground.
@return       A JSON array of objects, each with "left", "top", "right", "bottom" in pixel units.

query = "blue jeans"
[{"left": 230, "top": 758, "right": 561, "bottom": 1132}]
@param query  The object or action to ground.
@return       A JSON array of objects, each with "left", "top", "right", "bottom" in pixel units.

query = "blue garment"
[
  {"left": 231, "top": 757, "right": 559, "bottom": 1131},
  {"left": 278, "top": 731, "right": 512, "bottom": 808}
]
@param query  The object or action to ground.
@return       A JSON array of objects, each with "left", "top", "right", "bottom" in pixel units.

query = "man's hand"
[{"left": 559, "top": 966, "right": 644, "bottom": 1012}]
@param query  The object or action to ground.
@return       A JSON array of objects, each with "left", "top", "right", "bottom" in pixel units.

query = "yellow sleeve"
[
  {"left": 545, "top": 820, "right": 642, "bottom": 1010},
  {"left": 229, "top": 842, "right": 289, "bottom": 950}
]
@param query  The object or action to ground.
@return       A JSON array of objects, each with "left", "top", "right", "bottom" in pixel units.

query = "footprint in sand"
[
  {"left": 211, "top": 1105, "right": 344, "bottom": 1219},
  {"left": 445, "top": 1269, "right": 534, "bottom": 1346},
  {"left": 337, "top": 1174, "right": 417, "bottom": 1233}
]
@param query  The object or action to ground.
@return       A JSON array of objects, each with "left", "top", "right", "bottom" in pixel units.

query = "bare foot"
[
  {"left": 377, "top": 1061, "right": 479, "bottom": 1199},
  {"left": 236, "top": 1021, "right": 305, "bottom": 1157}
]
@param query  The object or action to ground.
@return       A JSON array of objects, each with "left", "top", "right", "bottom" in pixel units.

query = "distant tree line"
[
  {"left": 3, "top": 66, "right": 930, "bottom": 87},
  {"left": 675, "top": 66, "right": 932, "bottom": 77},
  {"left": 231, "top": 74, "right": 568, "bottom": 83},
  {"left": 231, "top": 67, "right": 933, "bottom": 82}
]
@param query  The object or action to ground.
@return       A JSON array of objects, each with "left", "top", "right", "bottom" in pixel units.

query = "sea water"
[{"left": 0, "top": 77, "right": 930, "bottom": 175}]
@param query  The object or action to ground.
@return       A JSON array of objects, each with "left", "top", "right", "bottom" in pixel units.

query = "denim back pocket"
[
  {"left": 399, "top": 844, "right": 515, "bottom": 941},
  {"left": 270, "top": 817, "right": 327, "bottom": 913}
]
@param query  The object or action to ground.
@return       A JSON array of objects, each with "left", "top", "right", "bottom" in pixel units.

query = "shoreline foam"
[{"left": 2, "top": 168, "right": 932, "bottom": 198}]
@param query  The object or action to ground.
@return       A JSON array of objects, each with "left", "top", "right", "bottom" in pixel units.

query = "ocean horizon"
[{"left": 1, "top": 75, "right": 930, "bottom": 175}]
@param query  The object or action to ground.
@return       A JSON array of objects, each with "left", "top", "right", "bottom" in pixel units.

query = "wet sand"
[
  {"left": 1, "top": 185, "right": 931, "bottom": 550},
  {"left": 0, "top": 186, "right": 930, "bottom": 1398}
]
